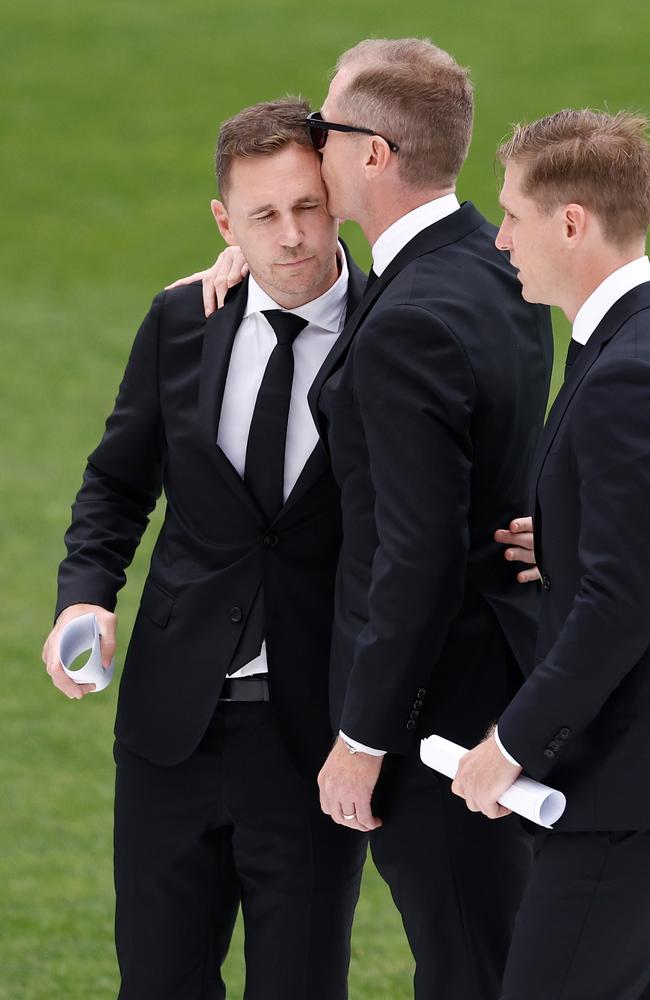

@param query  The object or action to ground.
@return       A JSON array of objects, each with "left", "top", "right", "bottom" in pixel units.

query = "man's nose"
[
  {"left": 279, "top": 219, "right": 303, "bottom": 247},
  {"left": 495, "top": 223, "right": 511, "bottom": 251}
]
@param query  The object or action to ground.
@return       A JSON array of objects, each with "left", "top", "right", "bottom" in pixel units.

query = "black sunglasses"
[{"left": 306, "top": 111, "right": 400, "bottom": 153}]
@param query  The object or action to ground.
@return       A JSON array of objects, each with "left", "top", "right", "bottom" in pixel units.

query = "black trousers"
[
  {"left": 500, "top": 830, "right": 650, "bottom": 1000},
  {"left": 113, "top": 702, "right": 367, "bottom": 1000},
  {"left": 370, "top": 751, "right": 532, "bottom": 1000}
]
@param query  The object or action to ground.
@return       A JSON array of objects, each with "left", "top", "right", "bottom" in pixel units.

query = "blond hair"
[
  {"left": 334, "top": 38, "right": 474, "bottom": 188},
  {"left": 216, "top": 97, "right": 312, "bottom": 201},
  {"left": 498, "top": 109, "right": 650, "bottom": 247}
]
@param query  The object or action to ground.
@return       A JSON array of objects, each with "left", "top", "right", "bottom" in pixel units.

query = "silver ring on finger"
[{"left": 342, "top": 812, "right": 357, "bottom": 821}]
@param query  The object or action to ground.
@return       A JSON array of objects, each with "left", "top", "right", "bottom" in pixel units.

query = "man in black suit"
[
  {"left": 454, "top": 109, "right": 650, "bottom": 1000},
  {"left": 41, "top": 99, "right": 368, "bottom": 1000},
  {"left": 308, "top": 38, "right": 553, "bottom": 1000}
]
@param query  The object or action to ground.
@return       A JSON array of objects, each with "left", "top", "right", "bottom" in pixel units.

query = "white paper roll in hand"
[
  {"left": 420, "top": 734, "right": 566, "bottom": 829},
  {"left": 57, "top": 613, "right": 114, "bottom": 693}
]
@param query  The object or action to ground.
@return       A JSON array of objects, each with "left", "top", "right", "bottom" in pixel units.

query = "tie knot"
[
  {"left": 565, "top": 338, "right": 583, "bottom": 369},
  {"left": 365, "top": 267, "right": 378, "bottom": 293},
  {"left": 263, "top": 310, "right": 308, "bottom": 347}
]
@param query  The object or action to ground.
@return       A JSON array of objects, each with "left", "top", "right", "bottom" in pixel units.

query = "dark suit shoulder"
[
  {"left": 368, "top": 227, "right": 542, "bottom": 361},
  {"left": 154, "top": 279, "right": 250, "bottom": 350},
  {"left": 570, "top": 352, "right": 650, "bottom": 483},
  {"left": 155, "top": 280, "right": 208, "bottom": 329},
  {"left": 384, "top": 224, "right": 517, "bottom": 308},
  {"left": 602, "top": 303, "right": 650, "bottom": 362}
]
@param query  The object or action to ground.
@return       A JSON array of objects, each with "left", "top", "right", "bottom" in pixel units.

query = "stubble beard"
[{"left": 261, "top": 253, "right": 337, "bottom": 305}]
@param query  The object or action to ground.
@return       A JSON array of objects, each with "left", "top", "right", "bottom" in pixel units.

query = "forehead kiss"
[{"left": 226, "top": 142, "right": 329, "bottom": 222}]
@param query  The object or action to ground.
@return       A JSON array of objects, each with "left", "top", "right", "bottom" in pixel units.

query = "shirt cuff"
[
  {"left": 339, "top": 731, "right": 386, "bottom": 756},
  {"left": 494, "top": 725, "right": 521, "bottom": 767}
]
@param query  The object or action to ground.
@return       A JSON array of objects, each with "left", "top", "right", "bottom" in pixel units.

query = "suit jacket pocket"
[{"left": 139, "top": 578, "right": 175, "bottom": 628}]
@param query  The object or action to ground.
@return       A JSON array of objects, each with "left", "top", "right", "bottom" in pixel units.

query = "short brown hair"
[
  {"left": 498, "top": 109, "right": 650, "bottom": 247},
  {"left": 216, "top": 97, "right": 313, "bottom": 201},
  {"left": 334, "top": 38, "right": 474, "bottom": 189}
]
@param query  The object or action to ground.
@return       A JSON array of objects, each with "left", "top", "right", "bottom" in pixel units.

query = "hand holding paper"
[
  {"left": 57, "top": 612, "right": 114, "bottom": 693},
  {"left": 421, "top": 735, "right": 566, "bottom": 828},
  {"left": 42, "top": 604, "right": 116, "bottom": 699}
]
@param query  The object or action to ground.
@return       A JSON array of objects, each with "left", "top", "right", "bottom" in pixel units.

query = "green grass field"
[{"left": 1, "top": 2, "right": 647, "bottom": 997}]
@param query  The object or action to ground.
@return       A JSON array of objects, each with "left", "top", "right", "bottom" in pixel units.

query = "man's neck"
[
  {"left": 562, "top": 245, "right": 647, "bottom": 324},
  {"left": 360, "top": 186, "right": 456, "bottom": 247}
]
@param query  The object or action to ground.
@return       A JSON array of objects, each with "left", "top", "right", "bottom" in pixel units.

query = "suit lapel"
[
  {"left": 308, "top": 242, "right": 368, "bottom": 443},
  {"left": 276, "top": 244, "right": 372, "bottom": 518},
  {"left": 531, "top": 283, "right": 650, "bottom": 495},
  {"left": 198, "top": 279, "right": 262, "bottom": 518},
  {"left": 308, "top": 202, "right": 487, "bottom": 438},
  {"left": 275, "top": 441, "right": 330, "bottom": 523},
  {"left": 281, "top": 244, "right": 369, "bottom": 516},
  {"left": 197, "top": 243, "right": 377, "bottom": 523}
]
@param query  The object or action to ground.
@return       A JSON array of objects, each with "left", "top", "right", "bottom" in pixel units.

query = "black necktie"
[
  {"left": 565, "top": 338, "right": 583, "bottom": 377},
  {"left": 227, "top": 310, "right": 308, "bottom": 676},
  {"left": 244, "top": 310, "right": 308, "bottom": 522},
  {"left": 365, "top": 268, "right": 378, "bottom": 293}
]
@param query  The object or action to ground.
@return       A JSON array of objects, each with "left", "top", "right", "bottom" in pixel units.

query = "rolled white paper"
[
  {"left": 420, "top": 734, "right": 566, "bottom": 829},
  {"left": 57, "top": 612, "right": 114, "bottom": 693}
]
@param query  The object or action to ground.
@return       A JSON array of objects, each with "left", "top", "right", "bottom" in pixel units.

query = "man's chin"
[
  {"left": 270, "top": 269, "right": 331, "bottom": 301},
  {"left": 518, "top": 279, "right": 536, "bottom": 303},
  {"left": 325, "top": 193, "right": 347, "bottom": 221}
]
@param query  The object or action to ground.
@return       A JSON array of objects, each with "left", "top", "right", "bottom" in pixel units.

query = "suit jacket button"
[
  {"left": 417, "top": 688, "right": 426, "bottom": 698},
  {"left": 543, "top": 748, "right": 555, "bottom": 760},
  {"left": 410, "top": 710, "right": 419, "bottom": 720},
  {"left": 542, "top": 575, "right": 552, "bottom": 591},
  {"left": 406, "top": 720, "right": 416, "bottom": 731},
  {"left": 230, "top": 607, "right": 243, "bottom": 623},
  {"left": 263, "top": 532, "right": 278, "bottom": 548},
  {"left": 414, "top": 700, "right": 423, "bottom": 710},
  {"left": 560, "top": 727, "right": 571, "bottom": 739},
  {"left": 549, "top": 739, "right": 561, "bottom": 751}
]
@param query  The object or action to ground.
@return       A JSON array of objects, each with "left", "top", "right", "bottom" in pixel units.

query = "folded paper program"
[
  {"left": 57, "top": 612, "right": 114, "bottom": 693},
  {"left": 420, "top": 734, "right": 566, "bottom": 828}
]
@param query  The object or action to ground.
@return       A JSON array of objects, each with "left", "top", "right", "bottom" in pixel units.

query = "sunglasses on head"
[{"left": 305, "top": 111, "right": 400, "bottom": 153}]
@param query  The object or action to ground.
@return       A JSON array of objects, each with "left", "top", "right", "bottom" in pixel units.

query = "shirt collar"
[
  {"left": 244, "top": 241, "right": 349, "bottom": 334},
  {"left": 371, "top": 193, "right": 461, "bottom": 276},
  {"left": 572, "top": 255, "right": 650, "bottom": 345}
]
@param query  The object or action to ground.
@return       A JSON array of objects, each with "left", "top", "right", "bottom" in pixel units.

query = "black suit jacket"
[
  {"left": 308, "top": 202, "right": 553, "bottom": 754},
  {"left": 56, "top": 248, "right": 367, "bottom": 775},
  {"left": 499, "top": 282, "right": 650, "bottom": 831}
]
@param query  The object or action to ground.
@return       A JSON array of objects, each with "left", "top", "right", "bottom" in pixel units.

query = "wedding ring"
[{"left": 342, "top": 812, "right": 357, "bottom": 820}]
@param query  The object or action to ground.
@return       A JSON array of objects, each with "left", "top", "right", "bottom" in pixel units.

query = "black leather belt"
[{"left": 220, "top": 675, "right": 270, "bottom": 702}]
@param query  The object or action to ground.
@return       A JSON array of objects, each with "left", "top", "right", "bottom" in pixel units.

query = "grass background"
[{"left": 0, "top": 2, "right": 647, "bottom": 997}]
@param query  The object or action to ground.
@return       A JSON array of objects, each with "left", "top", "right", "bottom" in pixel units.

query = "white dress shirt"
[
  {"left": 220, "top": 246, "right": 348, "bottom": 677},
  {"left": 371, "top": 193, "right": 461, "bottom": 276},
  {"left": 572, "top": 255, "right": 650, "bottom": 345},
  {"left": 495, "top": 254, "right": 650, "bottom": 767},
  {"left": 340, "top": 194, "right": 461, "bottom": 756}
]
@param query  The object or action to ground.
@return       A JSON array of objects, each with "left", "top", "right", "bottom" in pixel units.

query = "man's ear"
[
  {"left": 362, "top": 136, "right": 393, "bottom": 180},
  {"left": 563, "top": 203, "right": 587, "bottom": 243},
  {"left": 211, "top": 199, "right": 235, "bottom": 245}
]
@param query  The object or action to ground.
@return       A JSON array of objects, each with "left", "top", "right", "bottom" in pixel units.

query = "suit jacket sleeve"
[
  {"left": 498, "top": 357, "right": 650, "bottom": 780},
  {"left": 55, "top": 292, "right": 165, "bottom": 618},
  {"left": 340, "top": 304, "right": 476, "bottom": 753}
]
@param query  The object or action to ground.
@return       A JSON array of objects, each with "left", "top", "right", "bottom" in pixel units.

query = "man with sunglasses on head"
[
  {"left": 42, "top": 99, "right": 369, "bottom": 1000},
  {"left": 176, "top": 38, "right": 553, "bottom": 1000}
]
